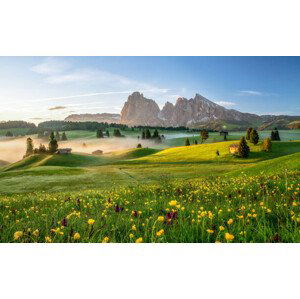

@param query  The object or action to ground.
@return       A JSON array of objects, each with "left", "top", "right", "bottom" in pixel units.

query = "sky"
[{"left": 0, "top": 56, "right": 299, "bottom": 123}]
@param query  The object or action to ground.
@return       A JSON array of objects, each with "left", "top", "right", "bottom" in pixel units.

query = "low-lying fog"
[{"left": 0, "top": 136, "right": 163, "bottom": 163}]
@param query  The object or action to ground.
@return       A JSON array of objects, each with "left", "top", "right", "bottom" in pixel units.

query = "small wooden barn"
[{"left": 229, "top": 144, "right": 239, "bottom": 154}]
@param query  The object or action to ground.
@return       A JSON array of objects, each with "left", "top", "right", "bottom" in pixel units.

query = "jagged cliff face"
[
  {"left": 120, "top": 92, "right": 261, "bottom": 127},
  {"left": 120, "top": 92, "right": 163, "bottom": 126}
]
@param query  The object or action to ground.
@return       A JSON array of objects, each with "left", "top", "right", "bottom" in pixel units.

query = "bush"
[
  {"left": 262, "top": 138, "right": 272, "bottom": 152},
  {"left": 137, "top": 143, "right": 142, "bottom": 148}
]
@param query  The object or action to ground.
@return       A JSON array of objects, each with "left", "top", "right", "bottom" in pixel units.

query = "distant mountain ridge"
[{"left": 64, "top": 91, "right": 299, "bottom": 130}]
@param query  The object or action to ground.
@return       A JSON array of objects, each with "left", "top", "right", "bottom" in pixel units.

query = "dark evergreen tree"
[
  {"left": 152, "top": 129, "right": 159, "bottom": 139},
  {"left": 272, "top": 128, "right": 281, "bottom": 141},
  {"left": 137, "top": 143, "right": 142, "bottom": 148},
  {"left": 142, "top": 130, "right": 146, "bottom": 139},
  {"left": 38, "top": 144, "right": 47, "bottom": 153},
  {"left": 185, "top": 138, "right": 190, "bottom": 146},
  {"left": 250, "top": 129, "right": 259, "bottom": 145},
  {"left": 61, "top": 132, "right": 68, "bottom": 141},
  {"left": 25, "top": 137, "right": 34, "bottom": 157},
  {"left": 246, "top": 128, "right": 253, "bottom": 140},
  {"left": 55, "top": 131, "right": 61, "bottom": 141},
  {"left": 262, "top": 138, "right": 272, "bottom": 152},
  {"left": 270, "top": 131, "right": 276, "bottom": 141},
  {"left": 145, "top": 129, "right": 151, "bottom": 139},
  {"left": 200, "top": 130, "right": 209, "bottom": 143},
  {"left": 106, "top": 130, "right": 110, "bottom": 137},
  {"left": 238, "top": 137, "right": 250, "bottom": 158},
  {"left": 96, "top": 129, "right": 104, "bottom": 138},
  {"left": 48, "top": 132, "right": 58, "bottom": 154},
  {"left": 5, "top": 131, "right": 13, "bottom": 137},
  {"left": 216, "top": 149, "right": 220, "bottom": 156},
  {"left": 194, "top": 139, "right": 198, "bottom": 145},
  {"left": 113, "top": 129, "right": 122, "bottom": 137}
]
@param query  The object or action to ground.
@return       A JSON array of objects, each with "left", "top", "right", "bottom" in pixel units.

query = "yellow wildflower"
[
  {"left": 132, "top": 225, "right": 137, "bottom": 231},
  {"left": 207, "top": 229, "right": 214, "bottom": 234},
  {"left": 73, "top": 232, "right": 80, "bottom": 240},
  {"left": 219, "top": 226, "right": 225, "bottom": 231},
  {"left": 157, "top": 216, "right": 164, "bottom": 222},
  {"left": 227, "top": 218, "right": 233, "bottom": 225},
  {"left": 33, "top": 229, "right": 39, "bottom": 237},
  {"left": 135, "top": 237, "right": 143, "bottom": 243},
  {"left": 169, "top": 200, "right": 177, "bottom": 207},
  {"left": 102, "top": 237, "right": 109, "bottom": 243},
  {"left": 156, "top": 229, "right": 164, "bottom": 237},
  {"left": 225, "top": 233, "right": 234, "bottom": 241},
  {"left": 13, "top": 231, "right": 23, "bottom": 240},
  {"left": 45, "top": 236, "right": 52, "bottom": 243},
  {"left": 87, "top": 218, "right": 95, "bottom": 225}
]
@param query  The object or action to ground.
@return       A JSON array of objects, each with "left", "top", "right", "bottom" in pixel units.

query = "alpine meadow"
[{"left": 0, "top": 56, "right": 299, "bottom": 243}]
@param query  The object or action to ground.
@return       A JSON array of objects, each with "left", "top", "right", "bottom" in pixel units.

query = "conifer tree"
[
  {"left": 200, "top": 130, "right": 209, "bottom": 143},
  {"left": 185, "top": 138, "right": 190, "bottom": 146},
  {"left": 238, "top": 136, "right": 250, "bottom": 158},
  {"left": 274, "top": 128, "right": 280, "bottom": 141},
  {"left": 55, "top": 131, "right": 61, "bottom": 141},
  {"left": 142, "top": 130, "right": 146, "bottom": 139},
  {"left": 262, "top": 138, "right": 272, "bottom": 152},
  {"left": 25, "top": 137, "right": 34, "bottom": 156},
  {"left": 106, "top": 130, "right": 110, "bottom": 137},
  {"left": 61, "top": 132, "right": 68, "bottom": 141},
  {"left": 246, "top": 128, "right": 253, "bottom": 140},
  {"left": 194, "top": 139, "right": 198, "bottom": 145},
  {"left": 152, "top": 129, "right": 159, "bottom": 139},
  {"left": 145, "top": 129, "right": 151, "bottom": 139},
  {"left": 5, "top": 131, "right": 13, "bottom": 137},
  {"left": 113, "top": 129, "right": 122, "bottom": 137},
  {"left": 96, "top": 129, "right": 104, "bottom": 138},
  {"left": 270, "top": 131, "right": 276, "bottom": 141},
  {"left": 137, "top": 143, "right": 142, "bottom": 148},
  {"left": 48, "top": 132, "right": 58, "bottom": 154},
  {"left": 250, "top": 129, "right": 259, "bottom": 145}
]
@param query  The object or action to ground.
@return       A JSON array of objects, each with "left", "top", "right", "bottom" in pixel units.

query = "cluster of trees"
[
  {"left": 245, "top": 127, "right": 259, "bottom": 145},
  {"left": 5, "top": 131, "right": 14, "bottom": 137},
  {"left": 96, "top": 129, "right": 110, "bottom": 138},
  {"left": 271, "top": 128, "right": 280, "bottom": 141},
  {"left": 0, "top": 121, "right": 36, "bottom": 130},
  {"left": 25, "top": 132, "right": 59, "bottom": 157},
  {"left": 141, "top": 129, "right": 163, "bottom": 143},
  {"left": 184, "top": 130, "right": 209, "bottom": 146},
  {"left": 37, "top": 120, "right": 128, "bottom": 132}
]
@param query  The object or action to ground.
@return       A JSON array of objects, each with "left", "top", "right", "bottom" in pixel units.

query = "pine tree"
[
  {"left": 194, "top": 139, "right": 198, "bottom": 145},
  {"left": 61, "top": 132, "right": 68, "bottom": 141},
  {"left": 137, "top": 143, "right": 142, "bottom": 148},
  {"left": 25, "top": 137, "right": 34, "bottom": 156},
  {"left": 270, "top": 131, "right": 276, "bottom": 141},
  {"left": 38, "top": 144, "right": 47, "bottom": 153},
  {"left": 185, "top": 138, "right": 190, "bottom": 146},
  {"left": 152, "top": 129, "right": 159, "bottom": 139},
  {"left": 142, "top": 130, "right": 146, "bottom": 139},
  {"left": 216, "top": 149, "right": 220, "bottom": 156},
  {"left": 96, "top": 129, "right": 104, "bottom": 138},
  {"left": 238, "top": 136, "right": 250, "bottom": 158},
  {"left": 48, "top": 132, "right": 58, "bottom": 154},
  {"left": 200, "top": 130, "right": 209, "bottom": 143},
  {"left": 55, "top": 131, "right": 61, "bottom": 141},
  {"left": 250, "top": 129, "right": 259, "bottom": 145},
  {"left": 113, "top": 129, "right": 122, "bottom": 137},
  {"left": 5, "top": 131, "right": 13, "bottom": 137},
  {"left": 246, "top": 128, "right": 253, "bottom": 140},
  {"left": 274, "top": 128, "right": 280, "bottom": 141},
  {"left": 145, "top": 129, "right": 151, "bottom": 139},
  {"left": 106, "top": 130, "right": 110, "bottom": 137},
  {"left": 262, "top": 138, "right": 272, "bottom": 152}
]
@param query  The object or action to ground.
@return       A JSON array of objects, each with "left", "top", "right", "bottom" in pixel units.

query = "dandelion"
[
  {"left": 135, "top": 237, "right": 143, "bottom": 243},
  {"left": 131, "top": 225, "right": 137, "bottom": 231},
  {"left": 73, "top": 232, "right": 80, "bottom": 240},
  {"left": 207, "top": 229, "right": 214, "bottom": 234},
  {"left": 227, "top": 219, "right": 233, "bottom": 225},
  {"left": 45, "top": 236, "right": 52, "bottom": 243},
  {"left": 225, "top": 233, "right": 234, "bottom": 241},
  {"left": 102, "top": 237, "right": 109, "bottom": 243},
  {"left": 169, "top": 200, "right": 177, "bottom": 207},
  {"left": 129, "top": 233, "right": 134, "bottom": 238},
  {"left": 156, "top": 229, "right": 164, "bottom": 237},
  {"left": 157, "top": 216, "right": 164, "bottom": 222},
  {"left": 219, "top": 226, "right": 225, "bottom": 231},
  {"left": 13, "top": 231, "right": 23, "bottom": 240},
  {"left": 87, "top": 218, "right": 95, "bottom": 225},
  {"left": 33, "top": 229, "right": 39, "bottom": 237}
]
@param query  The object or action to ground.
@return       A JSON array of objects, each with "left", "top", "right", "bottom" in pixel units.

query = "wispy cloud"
[
  {"left": 48, "top": 106, "right": 67, "bottom": 111},
  {"left": 31, "top": 57, "right": 70, "bottom": 75},
  {"left": 214, "top": 100, "right": 236, "bottom": 107},
  {"left": 238, "top": 90, "right": 262, "bottom": 96}
]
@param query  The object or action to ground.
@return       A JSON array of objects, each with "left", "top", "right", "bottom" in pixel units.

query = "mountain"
[
  {"left": 64, "top": 92, "right": 299, "bottom": 130},
  {"left": 65, "top": 113, "right": 120, "bottom": 123}
]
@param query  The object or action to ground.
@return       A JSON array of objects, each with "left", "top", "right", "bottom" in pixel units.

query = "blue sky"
[{"left": 0, "top": 56, "right": 299, "bottom": 123}]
